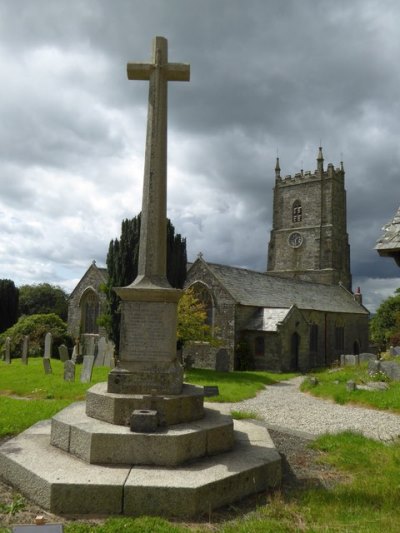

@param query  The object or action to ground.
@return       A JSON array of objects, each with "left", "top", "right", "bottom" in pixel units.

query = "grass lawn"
[
  {"left": 301, "top": 363, "right": 400, "bottom": 412},
  {"left": 1, "top": 360, "right": 400, "bottom": 531},
  {"left": 185, "top": 368, "right": 297, "bottom": 402}
]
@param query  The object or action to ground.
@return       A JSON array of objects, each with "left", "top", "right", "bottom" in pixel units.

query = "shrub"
[{"left": 0, "top": 313, "right": 72, "bottom": 358}]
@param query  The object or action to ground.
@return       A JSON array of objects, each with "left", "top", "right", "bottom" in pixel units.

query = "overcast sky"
[{"left": 0, "top": 0, "right": 399, "bottom": 312}]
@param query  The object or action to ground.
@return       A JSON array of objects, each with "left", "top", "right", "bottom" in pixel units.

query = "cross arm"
[
  {"left": 166, "top": 63, "right": 190, "bottom": 82},
  {"left": 127, "top": 63, "right": 152, "bottom": 80}
]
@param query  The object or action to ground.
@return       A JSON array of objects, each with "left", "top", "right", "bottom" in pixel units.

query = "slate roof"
[
  {"left": 245, "top": 308, "right": 291, "bottom": 331},
  {"left": 375, "top": 206, "right": 400, "bottom": 254},
  {"left": 201, "top": 261, "right": 368, "bottom": 314}
]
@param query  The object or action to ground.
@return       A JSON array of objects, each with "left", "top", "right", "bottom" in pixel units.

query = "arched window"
[
  {"left": 292, "top": 200, "right": 302, "bottom": 223},
  {"left": 80, "top": 289, "right": 100, "bottom": 334},
  {"left": 189, "top": 282, "right": 214, "bottom": 328}
]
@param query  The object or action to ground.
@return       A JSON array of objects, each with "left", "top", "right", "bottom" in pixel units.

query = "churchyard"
[{"left": 1, "top": 358, "right": 400, "bottom": 531}]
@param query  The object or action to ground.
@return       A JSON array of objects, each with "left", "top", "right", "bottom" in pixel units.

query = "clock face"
[{"left": 288, "top": 232, "right": 303, "bottom": 248}]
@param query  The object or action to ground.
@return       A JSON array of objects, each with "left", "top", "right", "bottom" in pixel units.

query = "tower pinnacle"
[{"left": 317, "top": 146, "right": 324, "bottom": 174}]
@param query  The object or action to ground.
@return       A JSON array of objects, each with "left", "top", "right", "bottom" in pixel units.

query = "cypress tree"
[
  {"left": 102, "top": 213, "right": 187, "bottom": 351},
  {"left": 0, "top": 279, "right": 19, "bottom": 333}
]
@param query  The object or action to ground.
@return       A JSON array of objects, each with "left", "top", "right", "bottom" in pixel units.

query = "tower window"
[{"left": 292, "top": 200, "right": 302, "bottom": 223}]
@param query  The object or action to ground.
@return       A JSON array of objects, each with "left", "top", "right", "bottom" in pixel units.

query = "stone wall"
[
  {"left": 185, "top": 261, "right": 237, "bottom": 371},
  {"left": 68, "top": 264, "right": 107, "bottom": 339}
]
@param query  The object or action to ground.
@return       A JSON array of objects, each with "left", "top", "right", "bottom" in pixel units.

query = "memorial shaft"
[{"left": 127, "top": 36, "right": 190, "bottom": 288}]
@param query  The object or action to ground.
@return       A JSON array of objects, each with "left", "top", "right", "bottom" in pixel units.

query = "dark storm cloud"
[{"left": 0, "top": 0, "right": 399, "bottom": 309}]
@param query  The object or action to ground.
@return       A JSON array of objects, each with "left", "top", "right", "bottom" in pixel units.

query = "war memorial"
[{"left": 0, "top": 37, "right": 281, "bottom": 517}]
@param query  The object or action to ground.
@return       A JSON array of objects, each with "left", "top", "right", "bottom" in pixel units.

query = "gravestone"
[
  {"left": 380, "top": 361, "right": 400, "bottom": 381},
  {"left": 64, "top": 360, "right": 75, "bottom": 382},
  {"left": 105, "top": 340, "right": 115, "bottom": 367},
  {"left": 44, "top": 332, "right": 52, "bottom": 359},
  {"left": 80, "top": 355, "right": 95, "bottom": 383},
  {"left": 389, "top": 346, "right": 396, "bottom": 356},
  {"left": 43, "top": 358, "right": 52, "bottom": 375},
  {"left": 21, "top": 335, "right": 29, "bottom": 365},
  {"left": 395, "top": 346, "right": 400, "bottom": 356},
  {"left": 340, "top": 354, "right": 359, "bottom": 366},
  {"left": 83, "top": 335, "right": 96, "bottom": 357},
  {"left": 94, "top": 336, "right": 106, "bottom": 367},
  {"left": 71, "top": 338, "right": 82, "bottom": 364},
  {"left": 359, "top": 352, "right": 377, "bottom": 364},
  {"left": 58, "top": 344, "right": 69, "bottom": 362},
  {"left": 4, "top": 337, "right": 11, "bottom": 364},
  {"left": 215, "top": 348, "right": 230, "bottom": 372}
]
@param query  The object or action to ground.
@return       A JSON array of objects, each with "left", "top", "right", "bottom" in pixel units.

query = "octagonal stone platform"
[
  {"left": 0, "top": 412, "right": 281, "bottom": 517},
  {"left": 51, "top": 402, "right": 234, "bottom": 466},
  {"left": 86, "top": 382, "right": 205, "bottom": 426}
]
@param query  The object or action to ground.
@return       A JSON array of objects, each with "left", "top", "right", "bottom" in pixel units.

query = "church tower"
[{"left": 267, "top": 147, "right": 352, "bottom": 290}]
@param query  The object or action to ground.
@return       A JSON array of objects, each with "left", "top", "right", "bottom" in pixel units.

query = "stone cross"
[
  {"left": 127, "top": 36, "right": 190, "bottom": 289},
  {"left": 108, "top": 37, "right": 189, "bottom": 396}
]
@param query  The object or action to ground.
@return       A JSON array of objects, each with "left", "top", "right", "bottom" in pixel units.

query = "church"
[
  {"left": 182, "top": 148, "right": 369, "bottom": 371},
  {"left": 68, "top": 148, "right": 369, "bottom": 372}
]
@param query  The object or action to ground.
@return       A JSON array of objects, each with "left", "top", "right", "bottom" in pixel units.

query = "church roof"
[
  {"left": 199, "top": 261, "right": 368, "bottom": 314},
  {"left": 375, "top": 206, "right": 400, "bottom": 255},
  {"left": 245, "top": 308, "right": 291, "bottom": 331}
]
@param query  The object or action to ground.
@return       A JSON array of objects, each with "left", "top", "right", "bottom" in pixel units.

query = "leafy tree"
[
  {"left": 0, "top": 313, "right": 72, "bottom": 358},
  {"left": 370, "top": 288, "right": 400, "bottom": 349},
  {"left": 0, "top": 279, "right": 19, "bottom": 333},
  {"left": 177, "top": 288, "right": 215, "bottom": 347},
  {"left": 101, "top": 213, "right": 187, "bottom": 351},
  {"left": 18, "top": 283, "right": 69, "bottom": 321}
]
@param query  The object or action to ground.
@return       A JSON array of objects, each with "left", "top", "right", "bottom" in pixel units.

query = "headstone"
[
  {"left": 83, "top": 335, "right": 96, "bottom": 357},
  {"left": 71, "top": 338, "right": 82, "bottom": 364},
  {"left": 215, "top": 348, "right": 230, "bottom": 372},
  {"left": 58, "top": 344, "right": 69, "bottom": 362},
  {"left": 80, "top": 355, "right": 95, "bottom": 383},
  {"left": 107, "top": 36, "right": 190, "bottom": 395},
  {"left": 44, "top": 332, "right": 53, "bottom": 359},
  {"left": 389, "top": 346, "right": 397, "bottom": 357},
  {"left": 346, "top": 380, "right": 356, "bottom": 391},
  {"left": 357, "top": 382, "right": 389, "bottom": 391},
  {"left": 103, "top": 340, "right": 114, "bottom": 368},
  {"left": 64, "top": 360, "right": 76, "bottom": 382},
  {"left": 394, "top": 346, "right": 400, "bottom": 356},
  {"left": 340, "top": 354, "right": 359, "bottom": 366},
  {"left": 359, "top": 352, "right": 377, "bottom": 364},
  {"left": 94, "top": 336, "right": 106, "bottom": 367},
  {"left": 21, "top": 335, "right": 29, "bottom": 365},
  {"left": 43, "top": 358, "right": 52, "bottom": 375},
  {"left": 380, "top": 361, "right": 400, "bottom": 381},
  {"left": 4, "top": 337, "right": 11, "bottom": 364}
]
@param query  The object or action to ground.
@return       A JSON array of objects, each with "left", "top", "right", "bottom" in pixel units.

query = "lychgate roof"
[
  {"left": 375, "top": 206, "right": 400, "bottom": 262},
  {"left": 200, "top": 261, "right": 368, "bottom": 314}
]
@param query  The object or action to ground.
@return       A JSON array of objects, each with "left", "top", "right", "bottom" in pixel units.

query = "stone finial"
[
  {"left": 275, "top": 157, "right": 281, "bottom": 180},
  {"left": 317, "top": 146, "right": 324, "bottom": 174},
  {"left": 197, "top": 252, "right": 204, "bottom": 260}
]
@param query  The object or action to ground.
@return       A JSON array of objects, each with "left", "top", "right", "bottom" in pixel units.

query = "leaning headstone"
[
  {"left": 94, "top": 337, "right": 107, "bottom": 367},
  {"left": 83, "top": 335, "right": 96, "bottom": 357},
  {"left": 4, "top": 337, "right": 11, "bottom": 364},
  {"left": 43, "top": 358, "right": 52, "bottom": 375},
  {"left": 64, "top": 360, "right": 76, "bottom": 382},
  {"left": 21, "top": 335, "right": 29, "bottom": 365},
  {"left": 58, "top": 344, "right": 69, "bottom": 362},
  {"left": 44, "top": 332, "right": 53, "bottom": 359},
  {"left": 80, "top": 355, "right": 95, "bottom": 383},
  {"left": 215, "top": 348, "right": 230, "bottom": 372}
]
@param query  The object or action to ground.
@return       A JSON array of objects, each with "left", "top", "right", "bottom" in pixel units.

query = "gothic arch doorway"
[{"left": 291, "top": 332, "right": 300, "bottom": 370}]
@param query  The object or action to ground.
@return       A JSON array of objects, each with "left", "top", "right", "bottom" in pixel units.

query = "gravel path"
[{"left": 210, "top": 376, "right": 400, "bottom": 442}]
